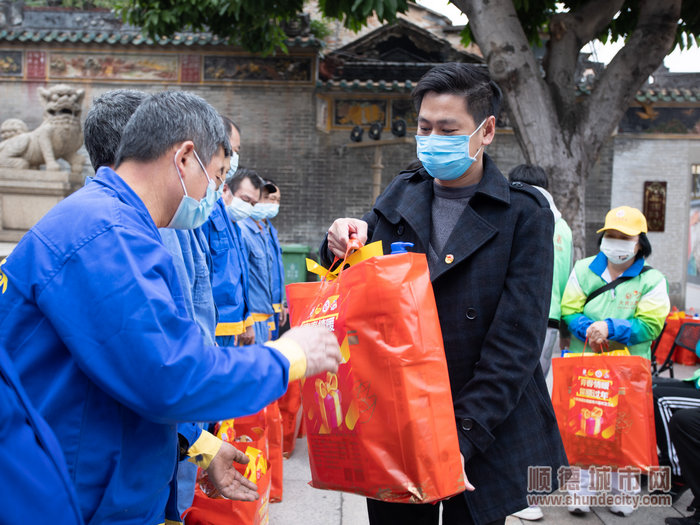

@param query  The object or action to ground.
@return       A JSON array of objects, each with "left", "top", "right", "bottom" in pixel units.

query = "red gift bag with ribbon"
[
  {"left": 185, "top": 412, "right": 271, "bottom": 525},
  {"left": 286, "top": 242, "right": 464, "bottom": 503},
  {"left": 551, "top": 347, "right": 657, "bottom": 470}
]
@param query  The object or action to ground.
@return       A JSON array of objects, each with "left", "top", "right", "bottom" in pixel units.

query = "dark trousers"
[
  {"left": 669, "top": 408, "right": 700, "bottom": 516},
  {"left": 653, "top": 377, "right": 700, "bottom": 477},
  {"left": 366, "top": 496, "right": 505, "bottom": 525}
]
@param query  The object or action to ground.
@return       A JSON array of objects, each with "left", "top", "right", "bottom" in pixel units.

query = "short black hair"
[
  {"left": 597, "top": 232, "right": 652, "bottom": 260},
  {"left": 508, "top": 164, "right": 548, "bottom": 190},
  {"left": 221, "top": 115, "right": 240, "bottom": 135},
  {"left": 412, "top": 63, "right": 502, "bottom": 123},
  {"left": 227, "top": 167, "right": 263, "bottom": 195},
  {"left": 84, "top": 89, "right": 148, "bottom": 171}
]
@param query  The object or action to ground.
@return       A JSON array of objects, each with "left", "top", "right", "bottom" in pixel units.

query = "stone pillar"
[{"left": 0, "top": 167, "right": 71, "bottom": 242}]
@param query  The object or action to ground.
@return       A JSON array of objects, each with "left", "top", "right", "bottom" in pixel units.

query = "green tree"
[{"left": 118, "top": 0, "right": 699, "bottom": 254}]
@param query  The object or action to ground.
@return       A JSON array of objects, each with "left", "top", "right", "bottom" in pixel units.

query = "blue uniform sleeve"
[
  {"left": 35, "top": 225, "right": 290, "bottom": 424},
  {"left": 564, "top": 313, "right": 594, "bottom": 342},
  {"left": 177, "top": 422, "right": 203, "bottom": 453}
]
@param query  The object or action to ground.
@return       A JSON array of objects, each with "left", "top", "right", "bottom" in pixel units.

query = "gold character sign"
[{"left": 643, "top": 181, "right": 666, "bottom": 232}]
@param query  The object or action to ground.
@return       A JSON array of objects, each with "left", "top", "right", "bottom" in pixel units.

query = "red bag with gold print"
[
  {"left": 286, "top": 242, "right": 464, "bottom": 503},
  {"left": 551, "top": 350, "right": 657, "bottom": 470}
]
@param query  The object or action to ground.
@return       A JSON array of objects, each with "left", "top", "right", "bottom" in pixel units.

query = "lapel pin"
[{"left": 445, "top": 254, "right": 454, "bottom": 264}]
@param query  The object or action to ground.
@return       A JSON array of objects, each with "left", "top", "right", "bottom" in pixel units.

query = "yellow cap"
[{"left": 596, "top": 206, "right": 647, "bottom": 236}]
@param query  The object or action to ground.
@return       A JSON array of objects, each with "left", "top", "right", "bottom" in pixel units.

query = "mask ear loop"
[
  {"left": 173, "top": 148, "right": 189, "bottom": 197},
  {"left": 470, "top": 118, "right": 488, "bottom": 160},
  {"left": 192, "top": 149, "right": 216, "bottom": 189}
]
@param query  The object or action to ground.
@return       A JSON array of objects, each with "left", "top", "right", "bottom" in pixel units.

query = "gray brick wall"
[{"left": 610, "top": 136, "right": 700, "bottom": 307}]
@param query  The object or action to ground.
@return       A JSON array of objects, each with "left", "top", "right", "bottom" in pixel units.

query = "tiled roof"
[
  {"left": 316, "top": 79, "right": 416, "bottom": 93},
  {"left": 633, "top": 87, "right": 700, "bottom": 103},
  {"left": 318, "top": 79, "right": 700, "bottom": 102},
  {"left": 0, "top": 29, "right": 321, "bottom": 48}
]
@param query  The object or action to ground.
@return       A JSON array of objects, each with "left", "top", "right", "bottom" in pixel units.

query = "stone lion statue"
[{"left": 0, "top": 84, "right": 84, "bottom": 175}]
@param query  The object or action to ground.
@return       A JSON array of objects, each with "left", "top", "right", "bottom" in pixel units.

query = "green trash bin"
[{"left": 282, "top": 244, "right": 311, "bottom": 285}]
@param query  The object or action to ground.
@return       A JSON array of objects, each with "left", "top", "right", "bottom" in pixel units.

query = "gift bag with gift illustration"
[
  {"left": 551, "top": 350, "right": 657, "bottom": 470},
  {"left": 185, "top": 412, "right": 271, "bottom": 525},
  {"left": 286, "top": 242, "right": 464, "bottom": 503}
]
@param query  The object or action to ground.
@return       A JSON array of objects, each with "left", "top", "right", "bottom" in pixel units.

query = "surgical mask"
[
  {"left": 249, "top": 204, "right": 266, "bottom": 221},
  {"left": 415, "top": 119, "right": 487, "bottom": 181},
  {"left": 226, "top": 151, "right": 239, "bottom": 179},
  {"left": 226, "top": 196, "right": 253, "bottom": 221},
  {"left": 600, "top": 237, "right": 637, "bottom": 264},
  {"left": 256, "top": 202, "right": 279, "bottom": 219},
  {"left": 167, "top": 149, "right": 220, "bottom": 230}
]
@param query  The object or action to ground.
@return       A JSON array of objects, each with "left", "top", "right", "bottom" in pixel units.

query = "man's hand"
[
  {"left": 460, "top": 453, "right": 475, "bottom": 492},
  {"left": 327, "top": 218, "right": 368, "bottom": 258},
  {"left": 281, "top": 325, "right": 342, "bottom": 376},
  {"left": 238, "top": 325, "right": 255, "bottom": 346},
  {"left": 206, "top": 441, "right": 259, "bottom": 501},
  {"left": 279, "top": 305, "right": 288, "bottom": 328}
]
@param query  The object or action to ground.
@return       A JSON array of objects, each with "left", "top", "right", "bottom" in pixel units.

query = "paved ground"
[{"left": 268, "top": 364, "right": 698, "bottom": 525}]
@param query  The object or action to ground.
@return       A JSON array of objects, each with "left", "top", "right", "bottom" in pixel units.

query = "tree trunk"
[{"left": 452, "top": 0, "right": 681, "bottom": 260}]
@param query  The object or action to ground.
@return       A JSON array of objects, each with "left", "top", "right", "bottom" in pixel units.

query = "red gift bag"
[
  {"left": 265, "top": 401, "right": 284, "bottom": 502},
  {"left": 551, "top": 352, "right": 657, "bottom": 470},
  {"left": 277, "top": 379, "right": 302, "bottom": 458},
  {"left": 185, "top": 412, "right": 271, "bottom": 525},
  {"left": 286, "top": 243, "right": 464, "bottom": 503}
]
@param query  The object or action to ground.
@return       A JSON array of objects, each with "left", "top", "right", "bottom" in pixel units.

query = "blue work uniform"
[
  {"left": 160, "top": 228, "right": 218, "bottom": 519},
  {"left": 0, "top": 339, "right": 84, "bottom": 525},
  {"left": 240, "top": 217, "right": 275, "bottom": 344},
  {"left": 265, "top": 220, "right": 285, "bottom": 339},
  {"left": 0, "top": 167, "right": 292, "bottom": 525},
  {"left": 200, "top": 199, "right": 252, "bottom": 345}
]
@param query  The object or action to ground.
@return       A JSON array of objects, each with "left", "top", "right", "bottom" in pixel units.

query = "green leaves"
[{"left": 117, "top": 0, "right": 408, "bottom": 54}]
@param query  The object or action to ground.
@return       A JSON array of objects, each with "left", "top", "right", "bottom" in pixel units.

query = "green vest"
[
  {"left": 565, "top": 256, "right": 669, "bottom": 359},
  {"left": 550, "top": 217, "right": 573, "bottom": 322}
]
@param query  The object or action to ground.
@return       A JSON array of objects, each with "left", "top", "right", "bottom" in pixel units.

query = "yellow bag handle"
[{"left": 306, "top": 241, "right": 383, "bottom": 280}]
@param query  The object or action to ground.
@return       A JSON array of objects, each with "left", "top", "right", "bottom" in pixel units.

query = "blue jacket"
[
  {"left": 240, "top": 218, "right": 275, "bottom": 321},
  {"left": 200, "top": 200, "right": 252, "bottom": 337},
  {"left": 0, "top": 167, "right": 292, "bottom": 524},
  {"left": 0, "top": 341, "right": 84, "bottom": 525},
  {"left": 265, "top": 221, "right": 285, "bottom": 338},
  {"left": 265, "top": 221, "right": 285, "bottom": 309}
]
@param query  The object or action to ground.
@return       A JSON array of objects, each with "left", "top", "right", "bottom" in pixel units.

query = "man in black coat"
[{"left": 322, "top": 63, "right": 568, "bottom": 525}]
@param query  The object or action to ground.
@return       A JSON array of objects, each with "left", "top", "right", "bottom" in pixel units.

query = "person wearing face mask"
[
  {"left": 322, "top": 63, "right": 567, "bottom": 525},
  {"left": 84, "top": 90, "right": 244, "bottom": 522},
  {"left": 0, "top": 91, "right": 342, "bottom": 524},
  {"left": 258, "top": 179, "right": 287, "bottom": 339},
  {"left": 237, "top": 169, "right": 277, "bottom": 345},
  {"left": 200, "top": 117, "right": 258, "bottom": 348},
  {"left": 561, "top": 205, "right": 670, "bottom": 517}
]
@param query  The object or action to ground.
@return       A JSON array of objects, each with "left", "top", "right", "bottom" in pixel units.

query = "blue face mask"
[
  {"left": 249, "top": 204, "right": 266, "bottom": 221},
  {"left": 415, "top": 119, "right": 487, "bottom": 181},
  {"left": 255, "top": 202, "right": 279, "bottom": 220},
  {"left": 167, "top": 149, "right": 221, "bottom": 230},
  {"left": 226, "top": 196, "right": 253, "bottom": 222},
  {"left": 226, "top": 151, "right": 239, "bottom": 179}
]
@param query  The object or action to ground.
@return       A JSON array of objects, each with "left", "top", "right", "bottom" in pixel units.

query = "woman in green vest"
[
  {"left": 561, "top": 205, "right": 670, "bottom": 359},
  {"left": 561, "top": 205, "right": 671, "bottom": 517}
]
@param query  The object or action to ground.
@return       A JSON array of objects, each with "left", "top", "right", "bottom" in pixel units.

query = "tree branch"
[
  {"left": 544, "top": 0, "right": 625, "bottom": 136},
  {"left": 577, "top": 0, "right": 681, "bottom": 156},
  {"left": 453, "top": 0, "right": 563, "bottom": 162}
]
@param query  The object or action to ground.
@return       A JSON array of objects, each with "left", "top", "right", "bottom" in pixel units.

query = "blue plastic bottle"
[{"left": 390, "top": 242, "right": 414, "bottom": 254}]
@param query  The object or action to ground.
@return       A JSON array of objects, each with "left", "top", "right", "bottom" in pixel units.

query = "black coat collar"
[{"left": 373, "top": 154, "right": 510, "bottom": 262}]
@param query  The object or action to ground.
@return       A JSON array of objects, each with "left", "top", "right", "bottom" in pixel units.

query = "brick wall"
[{"left": 610, "top": 136, "right": 700, "bottom": 307}]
